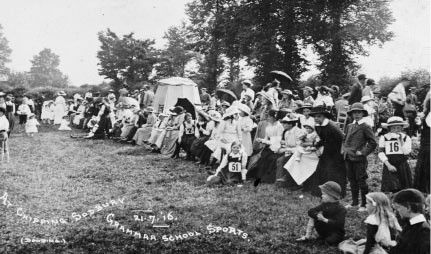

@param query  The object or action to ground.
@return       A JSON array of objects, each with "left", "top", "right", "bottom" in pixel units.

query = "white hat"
[
  {"left": 244, "top": 89, "right": 255, "bottom": 100},
  {"left": 58, "top": 91, "right": 66, "bottom": 96},
  {"left": 280, "top": 115, "right": 299, "bottom": 123},
  {"left": 237, "top": 103, "right": 251, "bottom": 116},
  {"left": 223, "top": 107, "right": 239, "bottom": 119},
  {"left": 382, "top": 116, "right": 409, "bottom": 129},
  {"left": 209, "top": 111, "right": 222, "bottom": 122}
]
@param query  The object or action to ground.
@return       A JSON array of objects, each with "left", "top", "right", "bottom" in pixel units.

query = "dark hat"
[
  {"left": 170, "top": 106, "right": 185, "bottom": 115},
  {"left": 366, "top": 79, "right": 376, "bottom": 86},
  {"left": 268, "top": 109, "right": 278, "bottom": 118},
  {"left": 108, "top": 89, "right": 115, "bottom": 93},
  {"left": 319, "top": 181, "right": 342, "bottom": 200},
  {"left": 357, "top": 74, "right": 367, "bottom": 80},
  {"left": 393, "top": 188, "right": 424, "bottom": 205},
  {"left": 347, "top": 102, "right": 368, "bottom": 117},
  {"left": 309, "top": 106, "right": 331, "bottom": 118}
]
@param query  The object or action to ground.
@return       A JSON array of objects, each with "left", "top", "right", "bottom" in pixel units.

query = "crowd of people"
[{"left": 0, "top": 73, "right": 428, "bottom": 253}]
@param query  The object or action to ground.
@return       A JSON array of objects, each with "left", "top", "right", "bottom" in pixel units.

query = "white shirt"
[
  {"left": 378, "top": 132, "right": 411, "bottom": 162},
  {"left": 240, "top": 88, "right": 255, "bottom": 101},
  {"left": 410, "top": 214, "right": 426, "bottom": 225},
  {"left": 0, "top": 115, "right": 9, "bottom": 131}
]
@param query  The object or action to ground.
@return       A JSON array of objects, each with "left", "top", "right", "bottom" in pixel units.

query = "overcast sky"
[{"left": 0, "top": 0, "right": 429, "bottom": 86}]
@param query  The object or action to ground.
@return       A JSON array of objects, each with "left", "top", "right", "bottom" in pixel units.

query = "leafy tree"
[
  {"left": 0, "top": 24, "right": 11, "bottom": 76},
  {"left": 305, "top": 0, "right": 394, "bottom": 88},
  {"left": 155, "top": 23, "right": 196, "bottom": 78},
  {"left": 97, "top": 29, "right": 158, "bottom": 87},
  {"left": 29, "top": 48, "right": 69, "bottom": 88},
  {"left": 6, "top": 71, "right": 32, "bottom": 87}
]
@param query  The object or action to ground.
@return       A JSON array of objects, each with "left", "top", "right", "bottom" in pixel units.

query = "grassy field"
[{"left": 0, "top": 124, "right": 416, "bottom": 254}]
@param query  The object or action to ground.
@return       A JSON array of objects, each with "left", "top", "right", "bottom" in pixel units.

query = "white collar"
[
  {"left": 315, "top": 118, "right": 329, "bottom": 127},
  {"left": 353, "top": 119, "right": 366, "bottom": 125},
  {"left": 410, "top": 214, "right": 426, "bottom": 225}
]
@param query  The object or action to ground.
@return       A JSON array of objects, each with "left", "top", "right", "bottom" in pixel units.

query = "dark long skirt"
[
  {"left": 381, "top": 160, "right": 412, "bottom": 193},
  {"left": 219, "top": 166, "right": 242, "bottom": 184},
  {"left": 414, "top": 144, "right": 430, "bottom": 193},
  {"left": 191, "top": 135, "right": 210, "bottom": 158},
  {"left": 247, "top": 146, "right": 283, "bottom": 183},
  {"left": 304, "top": 153, "right": 346, "bottom": 197}
]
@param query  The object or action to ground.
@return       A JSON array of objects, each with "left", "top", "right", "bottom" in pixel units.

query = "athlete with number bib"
[
  {"left": 207, "top": 141, "right": 247, "bottom": 186},
  {"left": 378, "top": 116, "right": 412, "bottom": 193}
]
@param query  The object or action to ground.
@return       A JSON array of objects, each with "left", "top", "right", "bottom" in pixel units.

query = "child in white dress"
[
  {"left": 296, "top": 118, "right": 320, "bottom": 161},
  {"left": 59, "top": 115, "right": 72, "bottom": 131},
  {"left": 25, "top": 113, "right": 39, "bottom": 136}
]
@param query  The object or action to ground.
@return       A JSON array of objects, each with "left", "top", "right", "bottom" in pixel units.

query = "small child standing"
[
  {"left": 17, "top": 98, "right": 32, "bottom": 132},
  {"left": 296, "top": 118, "right": 320, "bottom": 161},
  {"left": 339, "top": 192, "right": 402, "bottom": 254},
  {"left": 378, "top": 116, "right": 412, "bottom": 193},
  {"left": 296, "top": 181, "right": 347, "bottom": 245},
  {"left": 207, "top": 141, "right": 248, "bottom": 186},
  {"left": 25, "top": 113, "right": 39, "bottom": 136},
  {"left": 342, "top": 103, "right": 377, "bottom": 212}
]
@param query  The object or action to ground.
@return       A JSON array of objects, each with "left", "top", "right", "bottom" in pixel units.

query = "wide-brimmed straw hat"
[
  {"left": 57, "top": 91, "right": 66, "bottom": 96},
  {"left": 145, "top": 107, "right": 155, "bottom": 113},
  {"left": 221, "top": 101, "right": 231, "bottom": 107},
  {"left": 302, "top": 86, "right": 314, "bottom": 93},
  {"left": 223, "top": 107, "right": 239, "bottom": 119},
  {"left": 281, "top": 89, "right": 293, "bottom": 95},
  {"left": 208, "top": 111, "right": 222, "bottom": 122},
  {"left": 309, "top": 106, "right": 332, "bottom": 118},
  {"left": 347, "top": 102, "right": 368, "bottom": 117},
  {"left": 280, "top": 115, "right": 299, "bottom": 123},
  {"left": 237, "top": 103, "right": 251, "bottom": 116},
  {"left": 382, "top": 116, "right": 409, "bottom": 129}
]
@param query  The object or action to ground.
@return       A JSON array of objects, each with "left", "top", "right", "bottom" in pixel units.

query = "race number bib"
[
  {"left": 228, "top": 162, "right": 242, "bottom": 172},
  {"left": 185, "top": 128, "right": 193, "bottom": 135},
  {"left": 385, "top": 140, "right": 402, "bottom": 155}
]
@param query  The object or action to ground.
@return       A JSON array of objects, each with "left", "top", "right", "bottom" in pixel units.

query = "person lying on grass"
[
  {"left": 207, "top": 141, "right": 247, "bottom": 187},
  {"left": 339, "top": 192, "right": 402, "bottom": 254},
  {"left": 296, "top": 181, "right": 346, "bottom": 246}
]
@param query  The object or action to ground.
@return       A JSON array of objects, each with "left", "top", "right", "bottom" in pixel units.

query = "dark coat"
[
  {"left": 390, "top": 220, "right": 430, "bottom": 254},
  {"left": 342, "top": 121, "right": 377, "bottom": 161},
  {"left": 349, "top": 83, "right": 362, "bottom": 105},
  {"left": 304, "top": 120, "right": 346, "bottom": 196}
]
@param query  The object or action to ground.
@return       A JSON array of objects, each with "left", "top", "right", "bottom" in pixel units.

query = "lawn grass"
[{"left": 0, "top": 124, "right": 417, "bottom": 253}]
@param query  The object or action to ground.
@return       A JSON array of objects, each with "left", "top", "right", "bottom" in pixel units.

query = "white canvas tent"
[{"left": 153, "top": 77, "right": 201, "bottom": 114}]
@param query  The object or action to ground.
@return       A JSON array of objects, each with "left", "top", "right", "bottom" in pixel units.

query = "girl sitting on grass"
[
  {"left": 296, "top": 181, "right": 346, "bottom": 246},
  {"left": 207, "top": 141, "right": 247, "bottom": 186},
  {"left": 339, "top": 192, "right": 402, "bottom": 254}
]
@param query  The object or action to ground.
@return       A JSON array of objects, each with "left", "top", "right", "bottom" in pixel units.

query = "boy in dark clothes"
[
  {"left": 342, "top": 103, "right": 377, "bottom": 212},
  {"left": 391, "top": 188, "right": 430, "bottom": 254},
  {"left": 296, "top": 181, "right": 346, "bottom": 245}
]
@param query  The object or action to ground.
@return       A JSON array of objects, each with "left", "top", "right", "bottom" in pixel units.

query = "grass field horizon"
[{"left": 0, "top": 124, "right": 415, "bottom": 254}]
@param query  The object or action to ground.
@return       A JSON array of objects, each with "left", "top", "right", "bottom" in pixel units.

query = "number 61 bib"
[
  {"left": 385, "top": 140, "right": 402, "bottom": 155},
  {"left": 228, "top": 162, "right": 242, "bottom": 172}
]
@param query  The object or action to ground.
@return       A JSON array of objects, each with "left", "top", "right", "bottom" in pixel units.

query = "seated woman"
[
  {"left": 207, "top": 141, "right": 248, "bottom": 186},
  {"left": 133, "top": 107, "right": 156, "bottom": 146},
  {"left": 198, "top": 111, "right": 222, "bottom": 166},
  {"left": 247, "top": 109, "right": 284, "bottom": 186},
  {"left": 153, "top": 106, "right": 184, "bottom": 155},
  {"left": 71, "top": 99, "right": 86, "bottom": 127},
  {"left": 205, "top": 107, "right": 241, "bottom": 169},
  {"left": 120, "top": 105, "right": 139, "bottom": 140},
  {"left": 148, "top": 113, "right": 169, "bottom": 151},
  {"left": 190, "top": 111, "right": 211, "bottom": 162}
]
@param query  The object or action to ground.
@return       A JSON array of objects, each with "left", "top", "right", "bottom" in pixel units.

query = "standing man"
[
  {"left": 143, "top": 85, "right": 154, "bottom": 108},
  {"left": 139, "top": 87, "right": 146, "bottom": 109},
  {"left": 200, "top": 88, "right": 211, "bottom": 107},
  {"left": 349, "top": 74, "right": 366, "bottom": 105},
  {"left": 388, "top": 77, "right": 410, "bottom": 118}
]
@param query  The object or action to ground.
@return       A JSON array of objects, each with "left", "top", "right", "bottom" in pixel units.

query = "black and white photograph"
[{"left": 0, "top": 0, "right": 430, "bottom": 253}]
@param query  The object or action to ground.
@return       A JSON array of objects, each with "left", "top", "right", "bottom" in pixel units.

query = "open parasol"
[
  {"left": 216, "top": 89, "right": 238, "bottom": 104},
  {"left": 270, "top": 71, "right": 293, "bottom": 82}
]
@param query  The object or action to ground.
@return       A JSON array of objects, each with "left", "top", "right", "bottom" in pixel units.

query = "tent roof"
[{"left": 157, "top": 77, "right": 197, "bottom": 87}]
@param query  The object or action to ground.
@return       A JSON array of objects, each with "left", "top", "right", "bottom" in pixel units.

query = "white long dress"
[
  {"left": 54, "top": 96, "right": 66, "bottom": 124},
  {"left": 238, "top": 116, "right": 253, "bottom": 156}
]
